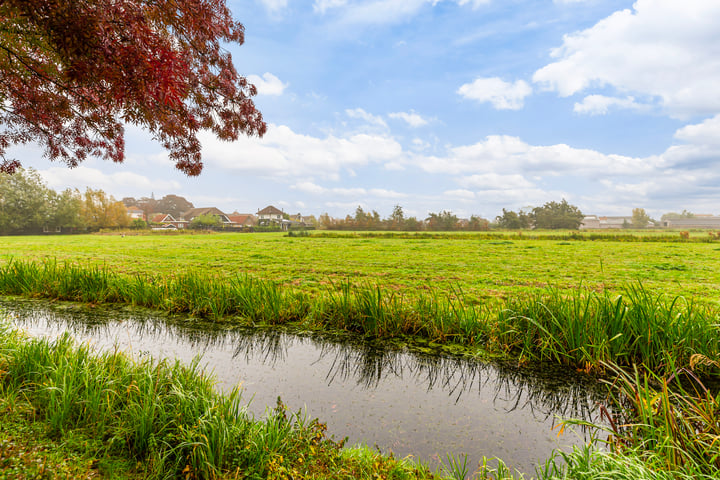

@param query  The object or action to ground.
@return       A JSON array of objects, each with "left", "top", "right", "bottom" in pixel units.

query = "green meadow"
[{"left": 2, "top": 231, "right": 720, "bottom": 304}]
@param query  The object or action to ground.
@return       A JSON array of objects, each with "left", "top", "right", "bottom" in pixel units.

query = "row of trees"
[
  {"left": 0, "top": 169, "right": 131, "bottom": 234},
  {"left": 495, "top": 200, "right": 584, "bottom": 230},
  {"left": 321, "top": 201, "right": 585, "bottom": 232},
  {"left": 319, "top": 206, "right": 491, "bottom": 232}
]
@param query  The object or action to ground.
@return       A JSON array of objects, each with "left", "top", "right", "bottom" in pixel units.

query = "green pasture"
[{"left": 2, "top": 231, "right": 719, "bottom": 305}]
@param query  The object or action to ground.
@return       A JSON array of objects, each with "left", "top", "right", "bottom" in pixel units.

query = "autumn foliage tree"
[{"left": 0, "top": 0, "right": 266, "bottom": 175}]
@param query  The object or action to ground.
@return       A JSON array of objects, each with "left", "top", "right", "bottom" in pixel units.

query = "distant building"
[
  {"left": 257, "top": 205, "right": 284, "bottom": 224},
  {"left": 227, "top": 214, "right": 257, "bottom": 228},
  {"left": 662, "top": 216, "right": 720, "bottom": 229},
  {"left": 580, "top": 215, "right": 633, "bottom": 229},
  {"left": 127, "top": 207, "right": 145, "bottom": 221},
  {"left": 579, "top": 215, "right": 600, "bottom": 229},
  {"left": 182, "top": 207, "right": 232, "bottom": 225}
]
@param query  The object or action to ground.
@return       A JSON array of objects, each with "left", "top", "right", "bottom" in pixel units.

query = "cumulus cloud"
[
  {"left": 533, "top": 1, "right": 720, "bottom": 116},
  {"left": 200, "top": 124, "right": 402, "bottom": 179},
  {"left": 457, "top": 77, "right": 532, "bottom": 110},
  {"left": 443, "top": 189, "right": 476, "bottom": 199},
  {"left": 573, "top": 95, "right": 647, "bottom": 115},
  {"left": 457, "top": 173, "right": 534, "bottom": 189},
  {"left": 388, "top": 111, "right": 430, "bottom": 127},
  {"left": 415, "top": 134, "right": 651, "bottom": 177},
  {"left": 674, "top": 114, "right": 720, "bottom": 147},
  {"left": 38, "top": 166, "right": 180, "bottom": 195},
  {"left": 291, "top": 181, "right": 406, "bottom": 199},
  {"left": 247, "top": 73, "right": 288, "bottom": 96}
]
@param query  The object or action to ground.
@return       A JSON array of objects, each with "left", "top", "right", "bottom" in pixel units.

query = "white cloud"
[
  {"left": 258, "top": 0, "right": 287, "bottom": 13},
  {"left": 415, "top": 134, "right": 651, "bottom": 177},
  {"left": 318, "top": 0, "right": 489, "bottom": 24},
  {"left": 458, "top": 173, "right": 534, "bottom": 189},
  {"left": 674, "top": 114, "right": 720, "bottom": 147},
  {"left": 314, "top": 0, "right": 348, "bottom": 14},
  {"left": 201, "top": 125, "right": 402, "bottom": 180},
  {"left": 533, "top": 0, "right": 720, "bottom": 116},
  {"left": 573, "top": 95, "right": 647, "bottom": 115},
  {"left": 38, "top": 166, "right": 180, "bottom": 195},
  {"left": 456, "top": 0, "right": 490, "bottom": 9},
  {"left": 388, "top": 111, "right": 429, "bottom": 127},
  {"left": 443, "top": 189, "right": 475, "bottom": 199},
  {"left": 457, "top": 77, "right": 532, "bottom": 110},
  {"left": 346, "top": 108, "right": 388, "bottom": 128},
  {"left": 291, "top": 181, "right": 406, "bottom": 199},
  {"left": 247, "top": 73, "right": 288, "bottom": 96}
]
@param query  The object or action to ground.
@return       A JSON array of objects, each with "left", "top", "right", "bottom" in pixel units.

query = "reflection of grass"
[{"left": 1, "top": 259, "right": 718, "bottom": 377}]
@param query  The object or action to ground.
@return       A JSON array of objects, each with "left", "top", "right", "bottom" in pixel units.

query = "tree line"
[
  {"left": 0, "top": 168, "right": 132, "bottom": 235},
  {"left": 318, "top": 206, "right": 491, "bottom": 232},
  {"left": 320, "top": 200, "right": 587, "bottom": 232}
]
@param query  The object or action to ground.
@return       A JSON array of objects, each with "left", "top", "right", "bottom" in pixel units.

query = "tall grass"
[{"left": 1, "top": 259, "right": 718, "bottom": 375}]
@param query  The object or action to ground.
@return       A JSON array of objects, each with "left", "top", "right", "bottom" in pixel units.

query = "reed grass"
[
  {"left": 1, "top": 259, "right": 718, "bottom": 376},
  {"left": 0, "top": 324, "right": 443, "bottom": 479}
]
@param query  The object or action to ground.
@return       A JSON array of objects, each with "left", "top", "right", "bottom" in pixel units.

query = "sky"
[{"left": 14, "top": 0, "right": 720, "bottom": 220}]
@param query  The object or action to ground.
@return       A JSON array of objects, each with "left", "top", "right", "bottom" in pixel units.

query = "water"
[{"left": 2, "top": 299, "right": 607, "bottom": 475}]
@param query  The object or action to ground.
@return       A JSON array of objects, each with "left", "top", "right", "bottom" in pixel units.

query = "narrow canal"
[{"left": 3, "top": 299, "right": 607, "bottom": 476}]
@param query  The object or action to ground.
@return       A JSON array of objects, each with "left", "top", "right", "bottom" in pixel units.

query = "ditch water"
[{"left": 3, "top": 299, "right": 608, "bottom": 476}]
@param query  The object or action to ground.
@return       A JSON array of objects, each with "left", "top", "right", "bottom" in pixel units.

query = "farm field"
[{"left": 1, "top": 231, "right": 720, "bottom": 306}]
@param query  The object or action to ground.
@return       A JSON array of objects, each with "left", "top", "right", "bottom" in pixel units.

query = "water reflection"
[{"left": 3, "top": 298, "right": 607, "bottom": 475}]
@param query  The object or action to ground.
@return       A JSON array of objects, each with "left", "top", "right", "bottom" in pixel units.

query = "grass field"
[{"left": 2, "top": 231, "right": 720, "bottom": 305}]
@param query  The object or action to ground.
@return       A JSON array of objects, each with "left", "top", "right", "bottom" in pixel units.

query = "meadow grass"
[
  {"left": 1, "top": 258, "right": 718, "bottom": 377},
  {"left": 3, "top": 231, "right": 720, "bottom": 305}
]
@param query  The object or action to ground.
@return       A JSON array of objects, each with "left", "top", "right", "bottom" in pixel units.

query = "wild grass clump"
[
  {"left": 495, "top": 285, "right": 720, "bottom": 375},
  {"left": 0, "top": 324, "right": 443, "bottom": 479},
  {"left": 602, "top": 364, "right": 720, "bottom": 476}
]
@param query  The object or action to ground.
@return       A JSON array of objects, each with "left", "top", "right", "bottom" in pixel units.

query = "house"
[
  {"left": 287, "top": 213, "right": 316, "bottom": 227},
  {"left": 182, "top": 207, "right": 232, "bottom": 225},
  {"left": 127, "top": 207, "right": 145, "bottom": 221},
  {"left": 150, "top": 213, "right": 188, "bottom": 229},
  {"left": 257, "top": 206, "right": 285, "bottom": 225},
  {"left": 227, "top": 213, "right": 257, "bottom": 228}
]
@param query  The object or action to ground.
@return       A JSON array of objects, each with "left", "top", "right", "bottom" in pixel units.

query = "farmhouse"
[{"left": 257, "top": 205, "right": 284, "bottom": 224}]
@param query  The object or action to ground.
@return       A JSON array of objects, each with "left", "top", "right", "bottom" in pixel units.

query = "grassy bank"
[
  {"left": 0, "top": 325, "right": 453, "bottom": 480},
  {"left": 1, "top": 259, "right": 718, "bottom": 376}
]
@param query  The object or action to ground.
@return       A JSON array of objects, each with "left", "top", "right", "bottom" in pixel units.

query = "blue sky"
[{"left": 18, "top": 0, "right": 720, "bottom": 220}]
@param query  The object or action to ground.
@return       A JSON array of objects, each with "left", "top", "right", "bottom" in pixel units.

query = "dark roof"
[{"left": 257, "top": 205, "right": 284, "bottom": 215}]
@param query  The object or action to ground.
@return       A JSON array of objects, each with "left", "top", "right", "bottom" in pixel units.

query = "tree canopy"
[
  {"left": 531, "top": 199, "right": 584, "bottom": 230},
  {"left": 0, "top": 0, "right": 266, "bottom": 175}
]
